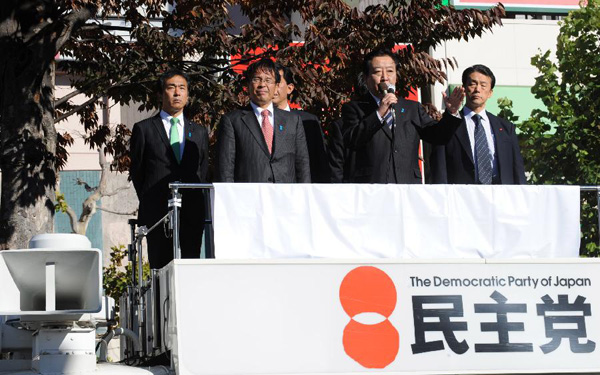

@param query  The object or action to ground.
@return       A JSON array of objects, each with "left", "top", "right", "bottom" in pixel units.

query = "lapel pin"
[
  {"left": 499, "top": 128, "right": 503, "bottom": 131},
  {"left": 188, "top": 132, "right": 192, "bottom": 137},
  {"left": 401, "top": 108, "right": 405, "bottom": 113},
  {"left": 279, "top": 125, "right": 284, "bottom": 131}
]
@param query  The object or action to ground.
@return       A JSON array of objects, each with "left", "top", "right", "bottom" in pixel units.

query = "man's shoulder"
[
  {"left": 186, "top": 119, "right": 208, "bottom": 135},
  {"left": 222, "top": 106, "right": 252, "bottom": 121},
  {"left": 487, "top": 111, "right": 517, "bottom": 132},
  {"left": 134, "top": 113, "right": 161, "bottom": 127},
  {"left": 342, "top": 94, "right": 377, "bottom": 113},
  {"left": 293, "top": 109, "right": 319, "bottom": 122},
  {"left": 347, "top": 94, "right": 375, "bottom": 106},
  {"left": 274, "top": 107, "right": 301, "bottom": 123}
]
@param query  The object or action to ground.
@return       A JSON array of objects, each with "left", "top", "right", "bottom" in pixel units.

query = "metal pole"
[
  {"left": 168, "top": 183, "right": 214, "bottom": 259},
  {"left": 128, "top": 219, "right": 137, "bottom": 287},
  {"left": 137, "top": 236, "right": 144, "bottom": 299},
  {"left": 203, "top": 188, "right": 215, "bottom": 258},
  {"left": 170, "top": 186, "right": 182, "bottom": 260},
  {"left": 136, "top": 234, "right": 145, "bottom": 357}
]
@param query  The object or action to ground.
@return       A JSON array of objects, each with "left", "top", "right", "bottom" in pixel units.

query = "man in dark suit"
[
  {"left": 215, "top": 58, "right": 310, "bottom": 183},
  {"left": 272, "top": 63, "right": 330, "bottom": 182},
  {"left": 327, "top": 117, "right": 348, "bottom": 183},
  {"left": 430, "top": 65, "right": 526, "bottom": 184},
  {"left": 342, "top": 48, "right": 465, "bottom": 184},
  {"left": 129, "top": 70, "right": 209, "bottom": 269}
]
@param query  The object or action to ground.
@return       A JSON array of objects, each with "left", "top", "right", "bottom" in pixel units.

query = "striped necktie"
[
  {"left": 383, "top": 111, "right": 394, "bottom": 129},
  {"left": 473, "top": 114, "right": 492, "bottom": 184}
]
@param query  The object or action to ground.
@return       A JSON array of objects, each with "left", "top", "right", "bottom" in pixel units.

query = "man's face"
[
  {"left": 366, "top": 55, "right": 397, "bottom": 98},
  {"left": 248, "top": 69, "right": 277, "bottom": 107},
  {"left": 161, "top": 75, "right": 189, "bottom": 116},
  {"left": 464, "top": 71, "right": 493, "bottom": 111},
  {"left": 272, "top": 70, "right": 295, "bottom": 109}
]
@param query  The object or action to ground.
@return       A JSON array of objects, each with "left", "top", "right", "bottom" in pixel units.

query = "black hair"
[
  {"left": 275, "top": 63, "right": 294, "bottom": 85},
  {"left": 158, "top": 69, "right": 190, "bottom": 92},
  {"left": 244, "top": 58, "right": 281, "bottom": 84},
  {"left": 363, "top": 48, "right": 399, "bottom": 76},
  {"left": 462, "top": 64, "right": 496, "bottom": 89}
]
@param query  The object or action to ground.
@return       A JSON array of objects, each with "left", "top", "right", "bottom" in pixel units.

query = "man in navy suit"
[
  {"left": 129, "top": 70, "right": 209, "bottom": 269},
  {"left": 430, "top": 64, "right": 526, "bottom": 184},
  {"left": 215, "top": 59, "right": 310, "bottom": 183}
]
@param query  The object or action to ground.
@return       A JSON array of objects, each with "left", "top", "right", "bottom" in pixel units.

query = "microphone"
[
  {"left": 378, "top": 82, "right": 395, "bottom": 95},
  {"left": 378, "top": 82, "right": 396, "bottom": 124}
]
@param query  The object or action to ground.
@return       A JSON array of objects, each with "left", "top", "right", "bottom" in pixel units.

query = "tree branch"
[
  {"left": 55, "top": 178, "right": 79, "bottom": 234},
  {"left": 55, "top": 88, "right": 85, "bottom": 107},
  {"left": 97, "top": 207, "right": 138, "bottom": 216},
  {"left": 54, "top": 95, "right": 98, "bottom": 123},
  {"left": 102, "top": 184, "right": 132, "bottom": 197},
  {"left": 54, "top": 5, "right": 99, "bottom": 53},
  {"left": 79, "top": 23, "right": 133, "bottom": 33}
]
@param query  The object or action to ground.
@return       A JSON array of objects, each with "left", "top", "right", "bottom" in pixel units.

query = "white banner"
[
  {"left": 167, "top": 259, "right": 600, "bottom": 375},
  {"left": 213, "top": 184, "right": 580, "bottom": 259}
]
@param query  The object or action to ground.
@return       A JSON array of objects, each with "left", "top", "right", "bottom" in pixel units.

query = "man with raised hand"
[{"left": 430, "top": 64, "right": 526, "bottom": 184}]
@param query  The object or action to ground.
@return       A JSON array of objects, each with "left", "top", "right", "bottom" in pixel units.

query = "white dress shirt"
[{"left": 160, "top": 110, "right": 185, "bottom": 160}]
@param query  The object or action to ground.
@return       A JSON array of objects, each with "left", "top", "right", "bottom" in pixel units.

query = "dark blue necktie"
[{"left": 473, "top": 114, "right": 492, "bottom": 185}]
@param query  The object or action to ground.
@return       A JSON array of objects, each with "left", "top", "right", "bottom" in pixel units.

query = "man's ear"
[{"left": 287, "top": 83, "right": 295, "bottom": 96}]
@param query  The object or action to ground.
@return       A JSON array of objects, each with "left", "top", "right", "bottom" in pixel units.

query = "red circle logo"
[{"left": 339, "top": 266, "right": 399, "bottom": 368}]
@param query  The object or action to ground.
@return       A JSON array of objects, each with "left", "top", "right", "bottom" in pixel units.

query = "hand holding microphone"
[{"left": 377, "top": 82, "right": 397, "bottom": 122}]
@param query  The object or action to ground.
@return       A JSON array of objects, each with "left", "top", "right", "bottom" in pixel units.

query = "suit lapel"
[
  {"left": 363, "top": 95, "right": 392, "bottom": 141},
  {"left": 151, "top": 115, "right": 177, "bottom": 161},
  {"left": 241, "top": 108, "right": 270, "bottom": 157},
  {"left": 488, "top": 112, "right": 503, "bottom": 150},
  {"left": 456, "top": 110, "right": 474, "bottom": 165},
  {"left": 272, "top": 109, "right": 280, "bottom": 156},
  {"left": 272, "top": 108, "right": 291, "bottom": 157},
  {"left": 488, "top": 112, "right": 505, "bottom": 178},
  {"left": 180, "top": 118, "right": 194, "bottom": 162}
]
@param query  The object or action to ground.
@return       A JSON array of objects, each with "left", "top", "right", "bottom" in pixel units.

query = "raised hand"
[{"left": 442, "top": 86, "right": 465, "bottom": 114}]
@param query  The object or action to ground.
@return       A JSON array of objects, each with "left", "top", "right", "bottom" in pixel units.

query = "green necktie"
[{"left": 170, "top": 117, "right": 181, "bottom": 163}]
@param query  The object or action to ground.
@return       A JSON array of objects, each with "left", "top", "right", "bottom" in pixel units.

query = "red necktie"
[{"left": 261, "top": 109, "right": 273, "bottom": 153}]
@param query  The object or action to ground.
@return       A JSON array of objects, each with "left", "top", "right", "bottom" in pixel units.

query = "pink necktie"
[{"left": 261, "top": 109, "right": 273, "bottom": 153}]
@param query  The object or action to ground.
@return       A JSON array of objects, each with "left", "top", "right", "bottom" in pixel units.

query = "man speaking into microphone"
[{"left": 342, "top": 48, "right": 465, "bottom": 184}]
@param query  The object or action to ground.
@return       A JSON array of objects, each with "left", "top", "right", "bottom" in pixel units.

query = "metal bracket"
[
  {"left": 168, "top": 197, "right": 182, "bottom": 208},
  {"left": 136, "top": 225, "right": 148, "bottom": 238}
]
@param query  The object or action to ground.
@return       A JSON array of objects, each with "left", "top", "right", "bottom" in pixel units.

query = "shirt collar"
[
  {"left": 250, "top": 101, "right": 274, "bottom": 117},
  {"left": 160, "top": 110, "right": 184, "bottom": 125},
  {"left": 369, "top": 91, "right": 382, "bottom": 106},
  {"left": 463, "top": 107, "right": 489, "bottom": 123}
]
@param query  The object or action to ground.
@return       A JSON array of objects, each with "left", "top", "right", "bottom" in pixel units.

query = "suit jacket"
[
  {"left": 430, "top": 110, "right": 526, "bottom": 184},
  {"left": 129, "top": 113, "right": 209, "bottom": 268},
  {"left": 342, "top": 94, "right": 462, "bottom": 184},
  {"left": 327, "top": 117, "right": 346, "bottom": 183},
  {"left": 294, "top": 109, "right": 331, "bottom": 183},
  {"left": 215, "top": 105, "right": 311, "bottom": 183}
]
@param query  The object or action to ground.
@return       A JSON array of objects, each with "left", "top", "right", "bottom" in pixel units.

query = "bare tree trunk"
[
  {"left": 0, "top": 36, "right": 57, "bottom": 249},
  {"left": 0, "top": 3, "right": 96, "bottom": 249}
]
